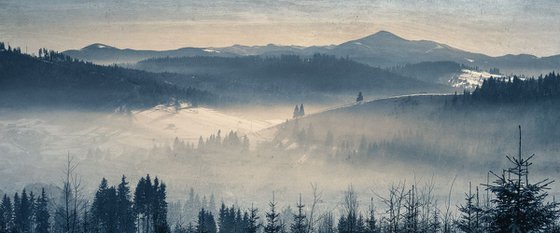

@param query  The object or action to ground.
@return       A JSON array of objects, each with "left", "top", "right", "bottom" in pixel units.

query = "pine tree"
[
  {"left": 14, "top": 189, "right": 33, "bottom": 233},
  {"left": 456, "top": 183, "right": 482, "bottom": 233},
  {"left": 246, "top": 204, "right": 260, "bottom": 233},
  {"left": 299, "top": 104, "right": 305, "bottom": 117},
  {"left": 134, "top": 177, "right": 148, "bottom": 233},
  {"left": 265, "top": 195, "right": 282, "bottom": 233},
  {"left": 218, "top": 203, "right": 228, "bottom": 233},
  {"left": 356, "top": 92, "right": 364, "bottom": 102},
  {"left": 35, "top": 188, "right": 50, "bottom": 233},
  {"left": 196, "top": 209, "right": 217, "bottom": 233},
  {"left": 485, "top": 126, "right": 560, "bottom": 233},
  {"left": 365, "top": 198, "right": 377, "bottom": 233},
  {"left": 290, "top": 195, "right": 307, "bottom": 233},
  {"left": 116, "top": 175, "right": 135, "bottom": 233},
  {"left": 0, "top": 194, "right": 13, "bottom": 232},
  {"left": 91, "top": 178, "right": 118, "bottom": 233},
  {"left": 154, "top": 178, "right": 170, "bottom": 233},
  {"left": 293, "top": 105, "right": 300, "bottom": 118}
]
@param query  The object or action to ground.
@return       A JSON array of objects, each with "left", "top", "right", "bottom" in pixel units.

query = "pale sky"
[{"left": 1, "top": 0, "right": 559, "bottom": 56}]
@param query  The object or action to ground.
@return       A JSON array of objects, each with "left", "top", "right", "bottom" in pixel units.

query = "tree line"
[
  {"left": 2, "top": 128, "right": 559, "bottom": 233},
  {"left": 465, "top": 72, "right": 560, "bottom": 103},
  {"left": 0, "top": 42, "right": 214, "bottom": 110}
]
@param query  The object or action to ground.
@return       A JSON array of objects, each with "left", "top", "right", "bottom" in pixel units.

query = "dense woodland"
[
  {"left": 0, "top": 42, "right": 213, "bottom": 109},
  {"left": 469, "top": 72, "right": 560, "bottom": 103},
  {"left": 133, "top": 54, "right": 445, "bottom": 103}
]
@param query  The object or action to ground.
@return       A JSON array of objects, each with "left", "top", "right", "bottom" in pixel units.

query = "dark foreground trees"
[{"left": 483, "top": 126, "right": 559, "bottom": 233}]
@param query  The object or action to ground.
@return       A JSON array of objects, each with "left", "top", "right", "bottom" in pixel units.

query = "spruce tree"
[
  {"left": 153, "top": 178, "right": 170, "bottom": 233},
  {"left": 456, "top": 183, "right": 482, "bottom": 233},
  {"left": 196, "top": 209, "right": 217, "bottom": 233},
  {"left": 299, "top": 104, "right": 305, "bottom": 117},
  {"left": 356, "top": 92, "right": 364, "bottom": 102},
  {"left": 265, "top": 195, "right": 281, "bottom": 233},
  {"left": 91, "top": 178, "right": 118, "bottom": 233},
  {"left": 35, "top": 188, "right": 50, "bottom": 233},
  {"left": 117, "top": 175, "right": 135, "bottom": 233},
  {"left": 246, "top": 204, "right": 260, "bottom": 233},
  {"left": 290, "top": 195, "right": 307, "bottom": 233},
  {"left": 365, "top": 198, "right": 377, "bottom": 233},
  {"left": 218, "top": 203, "right": 228, "bottom": 233},
  {"left": 485, "top": 126, "right": 559, "bottom": 233},
  {"left": 14, "top": 190, "right": 33, "bottom": 233},
  {"left": 0, "top": 194, "right": 13, "bottom": 232},
  {"left": 134, "top": 177, "right": 148, "bottom": 233}
]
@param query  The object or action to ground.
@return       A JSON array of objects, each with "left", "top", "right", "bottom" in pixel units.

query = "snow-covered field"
[
  {"left": 449, "top": 69, "right": 503, "bottom": 89},
  {"left": 0, "top": 105, "right": 280, "bottom": 193}
]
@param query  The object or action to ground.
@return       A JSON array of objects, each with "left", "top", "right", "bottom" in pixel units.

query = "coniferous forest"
[
  {"left": 1, "top": 126, "right": 560, "bottom": 233},
  {"left": 3, "top": 1, "right": 560, "bottom": 232}
]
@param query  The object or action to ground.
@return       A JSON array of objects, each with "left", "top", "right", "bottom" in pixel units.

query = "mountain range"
[{"left": 64, "top": 31, "right": 560, "bottom": 75}]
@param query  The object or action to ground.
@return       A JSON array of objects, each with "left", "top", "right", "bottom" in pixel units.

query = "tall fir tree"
[
  {"left": 91, "top": 178, "right": 118, "bottom": 233},
  {"left": 264, "top": 195, "right": 282, "bottom": 233},
  {"left": 0, "top": 194, "right": 13, "bottom": 233},
  {"left": 485, "top": 126, "right": 560, "bottom": 232},
  {"left": 196, "top": 209, "right": 217, "bottom": 233},
  {"left": 153, "top": 178, "right": 170, "bottom": 233},
  {"left": 116, "top": 175, "right": 136, "bottom": 233},
  {"left": 365, "top": 198, "right": 378, "bottom": 233},
  {"left": 299, "top": 104, "right": 305, "bottom": 117},
  {"left": 456, "top": 183, "right": 482, "bottom": 233},
  {"left": 290, "top": 195, "right": 307, "bottom": 233},
  {"left": 293, "top": 105, "right": 300, "bottom": 118},
  {"left": 35, "top": 188, "right": 50, "bottom": 233},
  {"left": 14, "top": 189, "right": 33, "bottom": 233},
  {"left": 246, "top": 205, "right": 260, "bottom": 233}
]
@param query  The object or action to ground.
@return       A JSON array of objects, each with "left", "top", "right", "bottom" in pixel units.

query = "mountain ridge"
[{"left": 63, "top": 30, "right": 560, "bottom": 75}]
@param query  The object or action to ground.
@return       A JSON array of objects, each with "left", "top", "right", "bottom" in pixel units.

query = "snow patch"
[
  {"left": 449, "top": 69, "right": 503, "bottom": 89},
  {"left": 203, "top": 49, "right": 221, "bottom": 53}
]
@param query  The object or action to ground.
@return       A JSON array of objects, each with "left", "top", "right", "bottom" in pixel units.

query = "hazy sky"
[{"left": 1, "top": 0, "right": 559, "bottom": 56}]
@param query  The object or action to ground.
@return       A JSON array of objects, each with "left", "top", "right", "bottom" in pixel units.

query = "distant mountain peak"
[{"left": 366, "top": 30, "right": 406, "bottom": 41}]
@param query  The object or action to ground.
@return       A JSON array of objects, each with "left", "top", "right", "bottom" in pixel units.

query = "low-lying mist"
[{"left": 2, "top": 94, "right": 560, "bottom": 222}]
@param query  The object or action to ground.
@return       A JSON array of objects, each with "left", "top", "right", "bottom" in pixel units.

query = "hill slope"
[
  {"left": 133, "top": 54, "right": 448, "bottom": 103},
  {"left": 0, "top": 46, "right": 213, "bottom": 109},
  {"left": 263, "top": 93, "right": 560, "bottom": 172}
]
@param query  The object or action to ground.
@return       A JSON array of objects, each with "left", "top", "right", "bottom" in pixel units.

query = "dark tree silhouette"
[
  {"left": 485, "top": 126, "right": 559, "bottom": 233},
  {"left": 356, "top": 92, "right": 364, "bottom": 102}
]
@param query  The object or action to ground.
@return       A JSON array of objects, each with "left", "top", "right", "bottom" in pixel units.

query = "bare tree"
[
  {"left": 442, "top": 175, "right": 457, "bottom": 233},
  {"left": 57, "top": 153, "right": 84, "bottom": 233},
  {"left": 307, "top": 183, "right": 323, "bottom": 233},
  {"left": 377, "top": 182, "right": 406, "bottom": 233}
]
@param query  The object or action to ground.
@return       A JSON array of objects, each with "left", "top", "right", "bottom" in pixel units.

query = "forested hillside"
[
  {"left": 134, "top": 54, "right": 448, "bottom": 104},
  {"left": 0, "top": 43, "right": 213, "bottom": 110}
]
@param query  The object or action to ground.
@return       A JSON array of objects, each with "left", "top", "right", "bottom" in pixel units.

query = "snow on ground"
[
  {"left": 0, "top": 105, "right": 276, "bottom": 156},
  {"left": 130, "top": 105, "right": 274, "bottom": 145},
  {"left": 0, "top": 105, "right": 279, "bottom": 189},
  {"left": 449, "top": 69, "right": 503, "bottom": 89}
]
